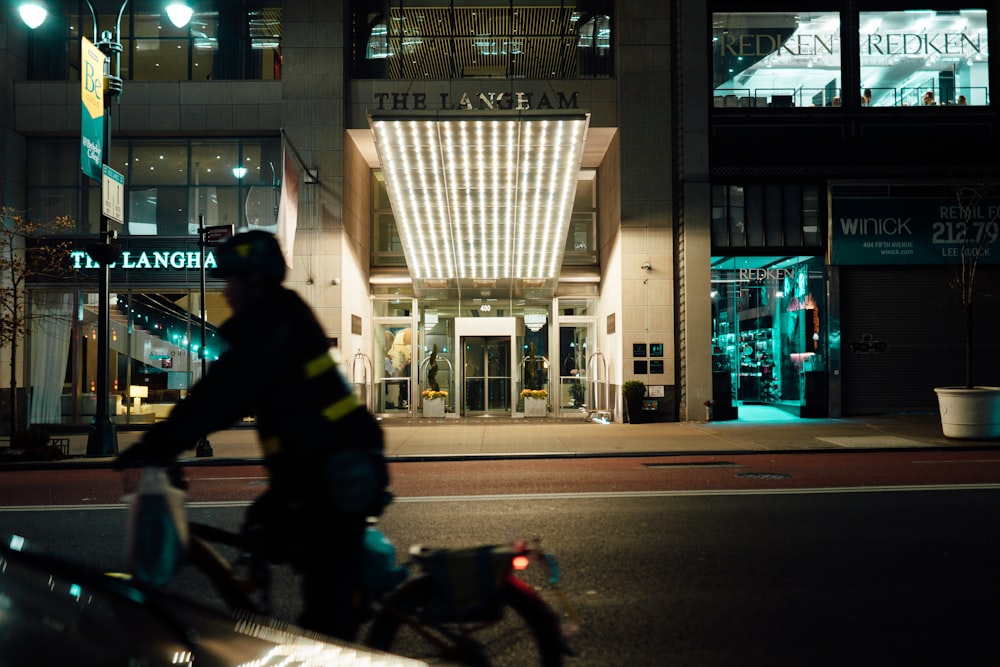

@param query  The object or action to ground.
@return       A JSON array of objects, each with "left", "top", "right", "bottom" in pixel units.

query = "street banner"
[
  {"left": 276, "top": 144, "right": 300, "bottom": 268},
  {"left": 81, "top": 37, "right": 105, "bottom": 182},
  {"left": 831, "top": 195, "right": 1000, "bottom": 266}
]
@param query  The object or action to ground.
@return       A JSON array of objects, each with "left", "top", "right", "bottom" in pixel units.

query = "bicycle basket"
[{"left": 417, "top": 545, "right": 516, "bottom": 621}]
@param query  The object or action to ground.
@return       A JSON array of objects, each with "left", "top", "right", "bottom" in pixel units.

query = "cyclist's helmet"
[{"left": 211, "top": 230, "right": 286, "bottom": 284}]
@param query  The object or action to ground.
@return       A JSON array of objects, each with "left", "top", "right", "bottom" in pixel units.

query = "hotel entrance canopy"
[{"left": 369, "top": 112, "right": 590, "bottom": 299}]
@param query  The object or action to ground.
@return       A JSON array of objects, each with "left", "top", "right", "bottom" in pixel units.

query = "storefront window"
[
  {"left": 377, "top": 322, "right": 413, "bottom": 414},
  {"left": 713, "top": 12, "right": 842, "bottom": 108},
  {"left": 557, "top": 324, "right": 591, "bottom": 412},
  {"left": 517, "top": 316, "right": 549, "bottom": 413},
  {"left": 711, "top": 256, "right": 828, "bottom": 419},
  {"left": 418, "top": 309, "right": 455, "bottom": 415},
  {"left": 860, "top": 10, "right": 989, "bottom": 106},
  {"left": 27, "top": 286, "right": 228, "bottom": 427}
]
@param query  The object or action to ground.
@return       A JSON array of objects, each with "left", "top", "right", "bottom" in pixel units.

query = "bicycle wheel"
[{"left": 365, "top": 574, "right": 564, "bottom": 666}]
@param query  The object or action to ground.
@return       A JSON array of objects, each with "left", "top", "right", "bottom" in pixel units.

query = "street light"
[
  {"left": 17, "top": 3, "right": 46, "bottom": 30},
  {"left": 21, "top": 1, "right": 193, "bottom": 456}
]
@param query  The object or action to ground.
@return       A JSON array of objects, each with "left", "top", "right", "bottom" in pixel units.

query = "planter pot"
[
  {"left": 934, "top": 386, "right": 1000, "bottom": 439},
  {"left": 625, "top": 399, "right": 645, "bottom": 424},
  {"left": 423, "top": 398, "right": 445, "bottom": 418},
  {"left": 524, "top": 397, "right": 547, "bottom": 418}
]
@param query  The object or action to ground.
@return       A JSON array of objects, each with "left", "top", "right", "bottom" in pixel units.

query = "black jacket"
[{"left": 143, "top": 286, "right": 384, "bottom": 496}]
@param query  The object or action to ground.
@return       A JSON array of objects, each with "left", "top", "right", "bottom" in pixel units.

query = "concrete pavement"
[{"left": 3, "top": 411, "right": 997, "bottom": 468}]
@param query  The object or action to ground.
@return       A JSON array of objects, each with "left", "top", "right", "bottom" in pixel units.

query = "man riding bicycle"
[{"left": 116, "top": 230, "right": 388, "bottom": 641}]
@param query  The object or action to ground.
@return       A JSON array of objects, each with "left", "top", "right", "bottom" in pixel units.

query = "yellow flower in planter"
[
  {"left": 520, "top": 389, "right": 547, "bottom": 400},
  {"left": 421, "top": 389, "right": 448, "bottom": 400}
]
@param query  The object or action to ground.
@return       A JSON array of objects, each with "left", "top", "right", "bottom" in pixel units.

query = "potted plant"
[
  {"left": 569, "top": 378, "right": 586, "bottom": 408},
  {"left": 421, "top": 389, "right": 447, "bottom": 418},
  {"left": 521, "top": 388, "right": 547, "bottom": 417},
  {"left": 622, "top": 380, "right": 646, "bottom": 424},
  {"left": 934, "top": 185, "right": 1000, "bottom": 438}
]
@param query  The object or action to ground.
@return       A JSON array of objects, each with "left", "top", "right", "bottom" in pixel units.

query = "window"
[
  {"left": 26, "top": 138, "right": 280, "bottom": 236},
  {"left": 563, "top": 171, "right": 598, "bottom": 265},
  {"left": 859, "top": 9, "right": 989, "bottom": 106},
  {"left": 352, "top": 1, "right": 612, "bottom": 80},
  {"left": 27, "top": 1, "right": 281, "bottom": 82},
  {"left": 713, "top": 12, "right": 843, "bottom": 108},
  {"left": 712, "top": 184, "right": 824, "bottom": 249}
]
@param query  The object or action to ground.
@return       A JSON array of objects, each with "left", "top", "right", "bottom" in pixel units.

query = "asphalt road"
[{"left": 2, "top": 453, "right": 1000, "bottom": 665}]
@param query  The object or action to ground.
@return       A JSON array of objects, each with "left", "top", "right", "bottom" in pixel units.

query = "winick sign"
[{"left": 831, "top": 196, "right": 1000, "bottom": 266}]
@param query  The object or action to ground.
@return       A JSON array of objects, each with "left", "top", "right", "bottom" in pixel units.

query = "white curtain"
[{"left": 29, "top": 292, "right": 72, "bottom": 425}]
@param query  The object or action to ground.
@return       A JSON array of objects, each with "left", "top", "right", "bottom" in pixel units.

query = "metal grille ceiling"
[
  {"left": 377, "top": 3, "right": 586, "bottom": 79},
  {"left": 370, "top": 113, "right": 590, "bottom": 298}
]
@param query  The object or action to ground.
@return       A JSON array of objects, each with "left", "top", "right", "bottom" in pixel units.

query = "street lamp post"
[
  {"left": 20, "top": 1, "right": 193, "bottom": 456},
  {"left": 85, "top": 0, "right": 127, "bottom": 457},
  {"left": 195, "top": 214, "right": 213, "bottom": 458}
]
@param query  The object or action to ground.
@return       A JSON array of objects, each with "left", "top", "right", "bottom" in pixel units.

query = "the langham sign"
[
  {"left": 372, "top": 89, "right": 580, "bottom": 111},
  {"left": 69, "top": 249, "right": 217, "bottom": 271}
]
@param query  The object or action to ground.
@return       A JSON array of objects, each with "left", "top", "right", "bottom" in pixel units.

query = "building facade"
[{"left": 2, "top": 0, "right": 999, "bottom": 435}]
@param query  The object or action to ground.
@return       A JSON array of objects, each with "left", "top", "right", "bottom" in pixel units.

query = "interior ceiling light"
[
  {"left": 523, "top": 312, "right": 547, "bottom": 332},
  {"left": 370, "top": 113, "right": 590, "bottom": 283}
]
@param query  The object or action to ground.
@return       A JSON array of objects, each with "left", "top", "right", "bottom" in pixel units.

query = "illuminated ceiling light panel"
[{"left": 370, "top": 114, "right": 589, "bottom": 282}]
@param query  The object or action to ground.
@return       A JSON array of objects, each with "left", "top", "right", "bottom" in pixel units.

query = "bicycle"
[{"left": 147, "top": 467, "right": 579, "bottom": 666}]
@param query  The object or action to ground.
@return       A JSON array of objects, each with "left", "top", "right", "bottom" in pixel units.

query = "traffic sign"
[{"left": 101, "top": 165, "right": 124, "bottom": 223}]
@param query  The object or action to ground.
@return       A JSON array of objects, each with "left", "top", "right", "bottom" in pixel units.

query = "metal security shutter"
[{"left": 840, "top": 266, "right": 1000, "bottom": 415}]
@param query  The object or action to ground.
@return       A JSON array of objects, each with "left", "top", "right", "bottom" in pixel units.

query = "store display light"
[
  {"left": 370, "top": 114, "right": 589, "bottom": 283},
  {"left": 129, "top": 384, "right": 148, "bottom": 414}
]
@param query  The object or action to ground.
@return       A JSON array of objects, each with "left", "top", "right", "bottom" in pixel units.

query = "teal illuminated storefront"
[{"left": 710, "top": 256, "right": 828, "bottom": 420}]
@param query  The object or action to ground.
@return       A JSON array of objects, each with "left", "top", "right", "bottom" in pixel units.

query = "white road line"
[
  {"left": 3, "top": 484, "right": 1000, "bottom": 512},
  {"left": 912, "top": 459, "right": 1000, "bottom": 464},
  {"left": 389, "top": 484, "right": 1000, "bottom": 502}
]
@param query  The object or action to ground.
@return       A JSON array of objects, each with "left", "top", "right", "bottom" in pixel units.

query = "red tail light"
[{"left": 512, "top": 555, "right": 530, "bottom": 571}]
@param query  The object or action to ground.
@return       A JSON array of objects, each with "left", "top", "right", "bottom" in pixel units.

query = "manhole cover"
[{"left": 736, "top": 472, "right": 791, "bottom": 480}]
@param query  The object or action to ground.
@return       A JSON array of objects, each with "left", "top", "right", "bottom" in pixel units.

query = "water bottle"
[{"left": 361, "top": 526, "right": 407, "bottom": 595}]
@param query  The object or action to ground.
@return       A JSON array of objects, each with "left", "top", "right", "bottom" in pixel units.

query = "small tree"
[
  {"left": 950, "top": 185, "right": 999, "bottom": 389},
  {"left": 0, "top": 207, "right": 74, "bottom": 435}
]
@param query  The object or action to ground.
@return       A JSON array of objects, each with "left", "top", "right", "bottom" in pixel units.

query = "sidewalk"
[{"left": 2, "top": 412, "right": 996, "bottom": 468}]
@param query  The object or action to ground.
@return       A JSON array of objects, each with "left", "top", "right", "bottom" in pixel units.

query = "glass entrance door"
[{"left": 462, "top": 337, "right": 511, "bottom": 416}]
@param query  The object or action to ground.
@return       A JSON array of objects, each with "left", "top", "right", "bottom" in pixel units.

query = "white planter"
[
  {"left": 524, "top": 397, "right": 547, "bottom": 418},
  {"left": 423, "top": 398, "right": 445, "bottom": 418},
  {"left": 934, "top": 386, "right": 1000, "bottom": 439}
]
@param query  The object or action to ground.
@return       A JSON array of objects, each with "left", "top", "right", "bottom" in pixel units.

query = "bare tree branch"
[{"left": 0, "top": 207, "right": 75, "bottom": 434}]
